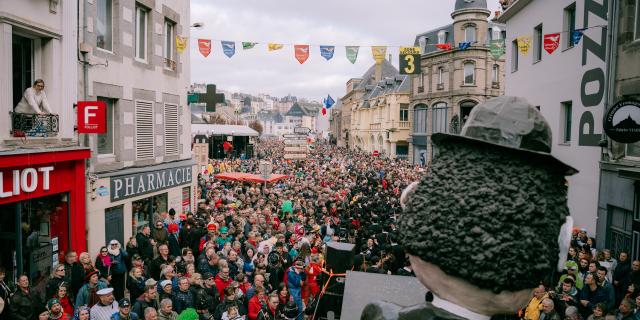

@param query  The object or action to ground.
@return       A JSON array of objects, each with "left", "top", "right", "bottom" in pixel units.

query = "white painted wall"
[
  {"left": 502, "top": 0, "right": 608, "bottom": 234},
  {"left": 0, "top": 0, "right": 77, "bottom": 142}
]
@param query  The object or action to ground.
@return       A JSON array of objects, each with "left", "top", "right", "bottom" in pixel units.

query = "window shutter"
[
  {"left": 164, "top": 103, "right": 179, "bottom": 155},
  {"left": 135, "top": 100, "right": 154, "bottom": 159}
]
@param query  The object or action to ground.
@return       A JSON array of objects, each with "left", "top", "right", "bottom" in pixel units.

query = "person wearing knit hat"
[
  {"left": 75, "top": 270, "right": 108, "bottom": 308},
  {"left": 45, "top": 298, "right": 69, "bottom": 320},
  {"left": 362, "top": 96, "right": 577, "bottom": 319}
]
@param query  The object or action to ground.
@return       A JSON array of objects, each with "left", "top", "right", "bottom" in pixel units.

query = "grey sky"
[{"left": 189, "top": 0, "right": 501, "bottom": 101}]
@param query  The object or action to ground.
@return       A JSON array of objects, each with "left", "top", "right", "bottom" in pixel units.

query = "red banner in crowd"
[
  {"left": 295, "top": 45, "right": 310, "bottom": 64},
  {"left": 543, "top": 33, "right": 560, "bottom": 54},
  {"left": 198, "top": 39, "right": 212, "bottom": 57}
]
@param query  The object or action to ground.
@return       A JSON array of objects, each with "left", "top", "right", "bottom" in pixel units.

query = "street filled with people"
[
  {"left": 0, "top": 140, "right": 421, "bottom": 320},
  {"left": 0, "top": 140, "right": 638, "bottom": 320}
]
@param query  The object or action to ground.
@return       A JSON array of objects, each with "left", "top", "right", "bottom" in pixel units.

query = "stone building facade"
[{"left": 409, "top": 0, "right": 505, "bottom": 165}]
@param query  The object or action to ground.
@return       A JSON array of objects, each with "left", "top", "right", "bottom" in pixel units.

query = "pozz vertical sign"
[
  {"left": 77, "top": 101, "right": 107, "bottom": 134},
  {"left": 578, "top": 0, "right": 608, "bottom": 146}
]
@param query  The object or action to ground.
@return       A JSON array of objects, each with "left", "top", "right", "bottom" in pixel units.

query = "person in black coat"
[
  {"left": 167, "top": 224, "right": 181, "bottom": 258},
  {"left": 62, "top": 251, "right": 84, "bottom": 301},
  {"left": 614, "top": 252, "right": 631, "bottom": 304},
  {"left": 136, "top": 226, "right": 155, "bottom": 262}
]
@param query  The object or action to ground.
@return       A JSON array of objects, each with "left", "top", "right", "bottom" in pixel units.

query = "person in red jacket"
[
  {"left": 305, "top": 255, "right": 323, "bottom": 301},
  {"left": 248, "top": 286, "right": 267, "bottom": 320},
  {"left": 214, "top": 266, "right": 233, "bottom": 301}
]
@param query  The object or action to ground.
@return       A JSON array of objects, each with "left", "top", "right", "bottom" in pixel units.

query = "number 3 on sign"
[
  {"left": 404, "top": 55, "right": 415, "bottom": 74},
  {"left": 399, "top": 46, "right": 421, "bottom": 75}
]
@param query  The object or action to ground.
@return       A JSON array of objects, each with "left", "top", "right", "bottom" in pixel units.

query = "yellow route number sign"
[{"left": 399, "top": 47, "right": 421, "bottom": 75}]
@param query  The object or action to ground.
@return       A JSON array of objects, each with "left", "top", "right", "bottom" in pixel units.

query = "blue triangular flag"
[
  {"left": 221, "top": 41, "right": 235, "bottom": 58},
  {"left": 324, "top": 95, "right": 335, "bottom": 109},
  {"left": 572, "top": 29, "right": 585, "bottom": 45},
  {"left": 320, "top": 45, "right": 335, "bottom": 61},
  {"left": 458, "top": 42, "right": 471, "bottom": 50}
]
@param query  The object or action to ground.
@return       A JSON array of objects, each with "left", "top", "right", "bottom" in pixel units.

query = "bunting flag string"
[
  {"left": 371, "top": 46, "right": 387, "bottom": 64},
  {"left": 242, "top": 42, "right": 257, "bottom": 50},
  {"left": 184, "top": 24, "right": 606, "bottom": 64},
  {"left": 268, "top": 43, "right": 284, "bottom": 51},
  {"left": 320, "top": 45, "right": 335, "bottom": 61},
  {"left": 294, "top": 45, "right": 310, "bottom": 64},
  {"left": 517, "top": 36, "right": 532, "bottom": 54},
  {"left": 198, "top": 39, "right": 211, "bottom": 57},
  {"left": 176, "top": 36, "right": 187, "bottom": 54},
  {"left": 572, "top": 29, "right": 586, "bottom": 45},
  {"left": 346, "top": 46, "right": 359, "bottom": 64},
  {"left": 490, "top": 39, "right": 505, "bottom": 59},
  {"left": 543, "top": 33, "right": 560, "bottom": 54},
  {"left": 221, "top": 41, "right": 235, "bottom": 58}
]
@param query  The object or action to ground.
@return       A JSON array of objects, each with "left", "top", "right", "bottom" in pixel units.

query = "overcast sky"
[{"left": 189, "top": 0, "right": 501, "bottom": 101}]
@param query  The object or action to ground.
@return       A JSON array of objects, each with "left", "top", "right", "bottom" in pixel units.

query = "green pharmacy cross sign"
[{"left": 189, "top": 84, "right": 225, "bottom": 112}]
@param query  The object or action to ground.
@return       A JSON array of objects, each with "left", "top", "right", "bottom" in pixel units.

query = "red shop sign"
[{"left": 77, "top": 101, "right": 107, "bottom": 133}]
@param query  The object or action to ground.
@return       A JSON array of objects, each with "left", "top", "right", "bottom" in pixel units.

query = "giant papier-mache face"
[{"left": 398, "top": 96, "right": 575, "bottom": 293}]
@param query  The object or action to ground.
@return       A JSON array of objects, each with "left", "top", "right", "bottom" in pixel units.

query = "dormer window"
[{"left": 438, "top": 30, "right": 447, "bottom": 44}]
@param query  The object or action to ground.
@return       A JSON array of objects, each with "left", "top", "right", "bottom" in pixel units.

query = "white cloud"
[{"left": 189, "top": 0, "right": 501, "bottom": 100}]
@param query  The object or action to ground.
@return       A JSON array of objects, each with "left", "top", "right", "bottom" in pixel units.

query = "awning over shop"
[
  {"left": 214, "top": 172, "right": 289, "bottom": 183},
  {"left": 191, "top": 124, "right": 259, "bottom": 137}
]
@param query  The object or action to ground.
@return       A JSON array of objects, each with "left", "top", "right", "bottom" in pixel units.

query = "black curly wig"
[{"left": 398, "top": 141, "right": 569, "bottom": 293}]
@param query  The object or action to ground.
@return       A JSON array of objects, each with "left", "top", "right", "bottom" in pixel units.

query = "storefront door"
[{"left": 105, "top": 205, "right": 124, "bottom": 245}]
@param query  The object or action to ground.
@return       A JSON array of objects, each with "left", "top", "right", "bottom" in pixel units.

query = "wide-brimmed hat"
[
  {"left": 431, "top": 96, "right": 577, "bottom": 176},
  {"left": 84, "top": 270, "right": 100, "bottom": 282}
]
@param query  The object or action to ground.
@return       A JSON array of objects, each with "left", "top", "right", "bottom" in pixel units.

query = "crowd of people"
[
  {"left": 524, "top": 231, "right": 640, "bottom": 320},
  {"left": 0, "top": 140, "right": 422, "bottom": 320}
]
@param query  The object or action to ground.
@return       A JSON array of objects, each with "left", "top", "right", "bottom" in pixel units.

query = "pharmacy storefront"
[
  {"left": 86, "top": 160, "right": 197, "bottom": 255},
  {"left": 0, "top": 148, "right": 90, "bottom": 288}
]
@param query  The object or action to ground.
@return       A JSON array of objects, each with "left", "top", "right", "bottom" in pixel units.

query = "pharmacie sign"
[{"left": 110, "top": 166, "right": 192, "bottom": 201}]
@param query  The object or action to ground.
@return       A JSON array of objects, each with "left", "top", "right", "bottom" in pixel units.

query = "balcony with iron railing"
[{"left": 10, "top": 112, "right": 59, "bottom": 138}]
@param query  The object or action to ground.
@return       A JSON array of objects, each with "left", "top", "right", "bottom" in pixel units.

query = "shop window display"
[
  {"left": 0, "top": 193, "right": 68, "bottom": 295},
  {"left": 132, "top": 193, "right": 167, "bottom": 235}
]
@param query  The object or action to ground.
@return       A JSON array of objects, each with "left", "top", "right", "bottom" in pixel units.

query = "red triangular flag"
[
  {"left": 543, "top": 33, "right": 560, "bottom": 54},
  {"left": 322, "top": 107, "right": 327, "bottom": 115},
  {"left": 436, "top": 43, "right": 452, "bottom": 51},
  {"left": 294, "top": 45, "right": 310, "bottom": 64},
  {"left": 198, "top": 39, "right": 211, "bottom": 57}
]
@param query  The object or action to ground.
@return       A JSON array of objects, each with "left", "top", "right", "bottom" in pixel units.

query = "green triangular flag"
[
  {"left": 490, "top": 39, "right": 505, "bottom": 60},
  {"left": 242, "top": 42, "right": 257, "bottom": 50},
  {"left": 346, "top": 46, "right": 359, "bottom": 64}
]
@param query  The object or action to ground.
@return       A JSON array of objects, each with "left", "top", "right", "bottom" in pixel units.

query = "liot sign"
[{"left": 0, "top": 166, "right": 54, "bottom": 198}]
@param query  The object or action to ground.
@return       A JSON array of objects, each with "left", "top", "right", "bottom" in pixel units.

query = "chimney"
[{"left": 375, "top": 63, "right": 382, "bottom": 82}]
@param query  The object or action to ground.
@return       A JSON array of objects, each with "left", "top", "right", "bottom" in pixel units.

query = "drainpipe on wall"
[{"left": 603, "top": 0, "right": 618, "bottom": 160}]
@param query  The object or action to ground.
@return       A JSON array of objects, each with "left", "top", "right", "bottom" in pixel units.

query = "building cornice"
[
  {"left": 0, "top": 11, "right": 62, "bottom": 39},
  {"left": 496, "top": 0, "right": 533, "bottom": 23}
]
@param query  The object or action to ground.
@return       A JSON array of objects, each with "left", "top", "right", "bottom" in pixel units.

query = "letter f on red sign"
[{"left": 77, "top": 101, "right": 107, "bottom": 133}]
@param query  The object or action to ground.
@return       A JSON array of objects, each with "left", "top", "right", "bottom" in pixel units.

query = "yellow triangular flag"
[
  {"left": 176, "top": 35, "right": 187, "bottom": 54},
  {"left": 268, "top": 43, "right": 283, "bottom": 51},
  {"left": 517, "top": 36, "right": 532, "bottom": 54},
  {"left": 371, "top": 46, "right": 387, "bottom": 64}
]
